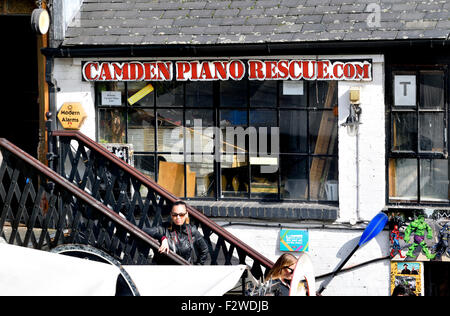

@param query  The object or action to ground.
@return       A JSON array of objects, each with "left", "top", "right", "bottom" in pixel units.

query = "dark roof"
[{"left": 63, "top": 0, "right": 450, "bottom": 46}]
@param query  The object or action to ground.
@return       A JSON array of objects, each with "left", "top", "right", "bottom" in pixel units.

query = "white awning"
[
  {"left": 0, "top": 243, "right": 120, "bottom": 296},
  {"left": 123, "top": 265, "right": 247, "bottom": 296},
  {"left": 0, "top": 243, "right": 247, "bottom": 296}
]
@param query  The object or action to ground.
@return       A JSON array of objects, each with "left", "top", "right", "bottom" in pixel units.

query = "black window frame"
[
  {"left": 387, "top": 64, "right": 449, "bottom": 205},
  {"left": 95, "top": 73, "right": 339, "bottom": 204}
]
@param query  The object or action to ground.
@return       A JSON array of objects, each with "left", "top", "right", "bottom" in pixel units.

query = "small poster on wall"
[
  {"left": 390, "top": 262, "right": 424, "bottom": 296},
  {"left": 101, "top": 143, "right": 134, "bottom": 167},
  {"left": 280, "top": 229, "right": 309, "bottom": 252}
]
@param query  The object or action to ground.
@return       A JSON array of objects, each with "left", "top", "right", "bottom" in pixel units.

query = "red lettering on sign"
[
  {"left": 176, "top": 62, "right": 190, "bottom": 81},
  {"left": 229, "top": 60, "right": 245, "bottom": 80},
  {"left": 82, "top": 62, "right": 99, "bottom": 81},
  {"left": 317, "top": 60, "right": 331, "bottom": 80},
  {"left": 277, "top": 60, "right": 289, "bottom": 80},
  {"left": 289, "top": 61, "right": 302, "bottom": 80},
  {"left": 82, "top": 60, "right": 372, "bottom": 82},
  {"left": 355, "top": 62, "right": 371, "bottom": 81},
  {"left": 199, "top": 62, "right": 213, "bottom": 80},
  {"left": 213, "top": 61, "right": 229, "bottom": 80},
  {"left": 99, "top": 63, "right": 113, "bottom": 81},
  {"left": 248, "top": 60, "right": 264, "bottom": 80},
  {"left": 157, "top": 62, "right": 173, "bottom": 81}
]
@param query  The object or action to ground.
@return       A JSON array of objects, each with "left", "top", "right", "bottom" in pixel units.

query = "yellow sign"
[
  {"left": 128, "top": 84, "right": 154, "bottom": 105},
  {"left": 57, "top": 102, "right": 87, "bottom": 130}
]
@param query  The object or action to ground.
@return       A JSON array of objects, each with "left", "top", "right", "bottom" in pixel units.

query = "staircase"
[{"left": 0, "top": 132, "right": 273, "bottom": 281}]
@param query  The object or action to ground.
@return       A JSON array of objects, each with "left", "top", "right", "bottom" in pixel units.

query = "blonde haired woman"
[{"left": 265, "top": 253, "right": 298, "bottom": 296}]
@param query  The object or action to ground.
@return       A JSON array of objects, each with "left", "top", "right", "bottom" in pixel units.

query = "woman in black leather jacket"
[{"left": 144, "top": 201, "right": 209, "bottom": 265}]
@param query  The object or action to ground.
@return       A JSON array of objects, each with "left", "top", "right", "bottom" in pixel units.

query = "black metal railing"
[
  {"left": 52, "top": 130, "right": 273, "bottom": 278},
  {"left": 0, "top": 138, "right": 189, "bottom": 266}
]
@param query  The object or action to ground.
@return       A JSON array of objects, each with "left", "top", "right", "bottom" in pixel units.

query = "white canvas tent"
[{"left": 0, "top": 243, "right": 247, "bottom": 296}]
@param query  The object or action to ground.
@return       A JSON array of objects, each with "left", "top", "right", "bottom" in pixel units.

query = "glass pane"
[
  {"left": 391, "top": 113, "right": 417, "bottom": 152},
  {"left": 249, "top": 81, "right": 277, "bottom": 107},
  {"left": 134, "top": 154, "right": 156, "bottom": 198},
  {"left": 420, "top": 159, "right": 449, "bottom": 202},
  {"left": 220, "top": 110, "right": 248, "bottom": 156},
  {"left": 419, "top": 113, "right": 444, "bottom": 152},
  {"left": 250, "top": 110, "right": 278, "bottom": 155},
  {"left": 157, "top": 109, "right": 184, "bottom": 152},
  {"left": 98, "top": 108, "right": 126, "bottom": 143},
  {"left": 389, "top": 158, "right": 418, "bottom": 201},
  {"left": 186, "top": 155, "right": 215, "bottom": 198},
  {"left": 220, "top": 80, "right": 247, "bottom": 108},
  {"left": 134, "top": 154, "right": 156, "bottom": 180},
  {"left": 185, "top": 110, "right": 214, "bottom": 154},
  {"left": 221, "top": 155, "right": 249, "bottom": 198},
  {"left": 310, "top": 111, "right": 338, "bottom": 155},
  {"left": 127, "top": 82, "right": 155, "bottom": 107},
  {"left": 128, "top": 109, "right": 156, "bottom": 152},
  {"left": 280, "top": 110, "right": 307, "bottom": 153},
  {"left": 97, "top": 82, "right": 126, "bottom": 106},
  {"left": 309, "top": 81, "right": 338, "bottom": 108},
  {"left": 309, "top": 157, "right": 338, "bottom": 201},
  {"left": 279, "top": 81, "right": 307, "bottom": 108},
  {"left": 186, "top": 81, "right": 213, "bottom": 107},
  {"left": 281, "top": 155, "right": 307, "bottom": 200},
  {"left": 157, "top": 154, "right": 186, "bottom": 198},
  {"left": 155, "top": 82, "right": 184, "bottom": 107},
  {"left": 420, "top": 71, "right": 444, "bottom": 109},
  {"left": 251, "top": 163, "right": 278, "bottom": 199}
]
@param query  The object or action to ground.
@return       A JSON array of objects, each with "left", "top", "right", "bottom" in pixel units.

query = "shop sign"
[
  {"left": 82, "top": 60, "right": 372, "bottom": 82},
  {"left": 57, "top": 102, "right": 87, "bottom": 130},
  {"left": 394, "top": 75, "right": 416, "bottom": 106},
  {"left": 280, "top": 229, "right": 309, "bottom": 252},
  {"left": 101, "top": 91, "right": 122, "bottom": 106}
]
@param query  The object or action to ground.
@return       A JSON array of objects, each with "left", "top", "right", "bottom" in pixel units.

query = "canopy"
[
  {"left": 123, "top": 265, "right": 247, "bottom": 296},
  {"left": 0, "top": 243, "right": 247, "bottom": 296},
  {"left": 0, "top": 243, "right": 120, "bottom": 296}
]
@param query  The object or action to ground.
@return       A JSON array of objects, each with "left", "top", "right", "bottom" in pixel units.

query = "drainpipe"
[{"left": 44, "top": 55, "right": 58, "bottom": 173}]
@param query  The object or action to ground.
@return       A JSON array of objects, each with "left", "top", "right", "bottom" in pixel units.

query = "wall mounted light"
[
  {"left": 341, "top": 88, "right": 362, "bottom": 136},
  {"left": 31, "top": 1, "right": 50, "bottom": 35}
]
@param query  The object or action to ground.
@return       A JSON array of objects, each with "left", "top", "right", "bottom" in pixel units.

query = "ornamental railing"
[
  {"left": 0, "top": 138, "right": 188, "bottom": 266},
  {"left": 52, "top": 130, "right": 273, "bottom": 279}
]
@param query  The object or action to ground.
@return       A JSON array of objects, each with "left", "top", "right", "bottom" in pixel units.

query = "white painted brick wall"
[
  {"left": 338, "top": 55, "right": 386, "bottom": 224},
  {"left": 223, "top": 224, "right": 390, "bottom": 296},
  {"left": 54, "top": 58, "right": 96, "bottom": 140}
]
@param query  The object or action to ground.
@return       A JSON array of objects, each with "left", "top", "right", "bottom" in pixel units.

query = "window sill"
[{"left": 188, "top": 201, "right": 338, "bottom": 221}]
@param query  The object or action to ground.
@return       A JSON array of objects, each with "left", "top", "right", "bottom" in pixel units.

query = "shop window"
[
  {"left": 388, "top": 68, "right": 449, "bottom": 203},
  {"left": 96, "top": 76, "right": 338, "bottom": 202}
]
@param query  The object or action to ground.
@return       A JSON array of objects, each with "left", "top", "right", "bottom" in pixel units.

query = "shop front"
[
  {"left": 81, "top": 59, "right": 372, "bottom": 203},
  {"left": 43, "top": 0, "right": 450, "bottom": 296},
  {"left": 48, "top": 52, "right": 388, "bottom": 295}
]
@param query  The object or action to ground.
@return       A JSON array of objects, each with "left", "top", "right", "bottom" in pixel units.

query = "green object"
[{"left": 404, "top": 215, "right": 436, "bottom": 260}]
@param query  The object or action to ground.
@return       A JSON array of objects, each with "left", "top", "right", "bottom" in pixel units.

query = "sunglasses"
[
  {"left": 171, "top": 212, "right": 187, "bottom": 218},
  {"left": 283, "top": 267, "right": 294, "bottom": 273}
]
